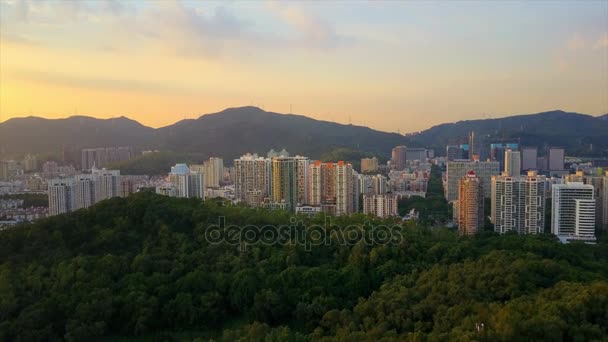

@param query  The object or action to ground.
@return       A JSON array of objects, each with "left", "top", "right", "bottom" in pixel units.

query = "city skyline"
[{"left": 1, "top": 0, "right": 607, "bottom": 133}]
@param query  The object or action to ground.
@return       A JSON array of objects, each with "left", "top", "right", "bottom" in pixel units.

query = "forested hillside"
[{"left": 0, "top": 193, "right": 607, "bottom": 341}]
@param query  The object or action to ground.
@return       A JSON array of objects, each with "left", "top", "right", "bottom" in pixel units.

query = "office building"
[
  {"left": 548, "top": 147, "right": 565, "bottom": 172},
  {"left": 446, "top": 145, "right": 464, "bottom": 161},
  {"left": 361, "top": 157, "right": 379, "bottom": 173},
  {"left": 363, "top": 194, "right": 398, "bottom": 218},
  {"left": 504, "top": 149, "right": 521, "bottom": 176},
  {"left": 491, "top": 171, "right": 546, "bottom": 234},
  {"left": 458, "top": 171, "right": 484, "bottom": 235},
  {"left": 521, "top": 147, "right": 538, "bottom": 171},
  {"left": 391, "top": 146, "right": 407, "bottom": 170},
  {"left": 468, "top": 132, "right": 476, "bottom": 158},
  {"left": 405, "top": 148, "right": 428, "bottom": 162},
  {"left": 552, "top": 182, "right": 595, "bottom": 241},
  {"left": 490, "top": 143, "right": 519, "bottom": 171},
  {"left": 234, "top": 154, "right": 272, "bottom": 205},
  {"left": 446, "top": 159, "right": 500, "bottom": 201},
  {"left": 566, "top": 171, "right": 608, "bottom": 231}
]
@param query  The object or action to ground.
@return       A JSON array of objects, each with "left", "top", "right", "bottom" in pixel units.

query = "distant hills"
[
  {"left": 0, "top": 107, "right": 407, "bottom": 162},
  {"left": 1, "top": 108, "right": 607, "bottom": 165},
  {"left": 409, "top": 110, "right": 608, "bottom": 157}
]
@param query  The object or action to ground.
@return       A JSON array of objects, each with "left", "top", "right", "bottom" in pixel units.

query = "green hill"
[{"left": 0, "top": 193, "right": 607, "bottom": 341}]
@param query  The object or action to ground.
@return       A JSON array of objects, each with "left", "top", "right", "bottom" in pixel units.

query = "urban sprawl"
[{"left": 1, "top": 136, "right": 607, "bottom": 244}]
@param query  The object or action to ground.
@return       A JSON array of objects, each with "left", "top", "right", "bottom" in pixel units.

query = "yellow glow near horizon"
[{"left": 1, "top": 1, "right": 607, "bottom": 132}]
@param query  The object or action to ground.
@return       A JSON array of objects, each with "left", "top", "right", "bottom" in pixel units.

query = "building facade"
[
  {"left": 458, "top": 171, "right": 484, "bottom": 235},
  {"left": 446, "top": 160, "right": 500, "bottom": 201},
  {"left": 363, "top": 194, "right": 398, "bottom": 218},
  {"left": 552, "top": 182, "right": 595, "bottom": 240},
  {"left": 491, "top": 171, "right": 546, "bottom": 234}
]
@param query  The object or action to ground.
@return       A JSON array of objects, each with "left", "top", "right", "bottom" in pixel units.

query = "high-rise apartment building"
[
  {"left": 552, "top": 182, "right": 595, "bottom": 240},
  {"left": 203, "top": 157, "right": 224, "bottom": 188},
  {"left": 234, "top": 154, "right": 272, "bottom": 205},
  {"left": 363, "top": 194, "right": 398, "bottom": 218},
  {"left": 391, "top": 146, "right": 407, "bottom": 170},
  {"left": 168, "top": 164, "right": 205, "bottom": 199},
  {"left": 294, "top": 156, "right": 309, "bottom": 206},
  {"left": 92, "top": 167, "right": 121, "bottom": 202},
  {"left": 48, "top": 167, "right": 122, "bottom": 216},
  {"left": 23, "top": 154, "right": 38, "bottom": 172},
  {"left": 504, "top": 149, "right": 521, "bottom": 176},
  {"left": 360, "top": 157, "right": 379, "bottom": 173},
  {"left": 271, "top": 157, "right": 297, "bottom": 211},
  {"left": 0, "top": 160, "right": 9, "bottom": 181},
  {"left": 491, "top": 171, "right": 546, "bottom": 234},
  {"left": 48, "top": 179, "right": 75, "bottom": 216},
  {"left": 521, "top": 147, "right": 538, "bottom": 171},
  {"left": 307, "top": 161, "right": 355, "bottom": 215},
  {"left": 81, "top": 147, "right": 131, "bottom": 170},
  {"left": 334, "top": 161, "right": 354, "bottom": 215},
  {"left": 603, "top": 171, "right": 608, "bottom": 231},
  {"left": 446, "top": 160, "right": 500, "bottom": 201},
  {"left": 372, "top": 174, "right": 388, "bottom": 195},
  {"left": 458, "top": 171, "right": 484, "bottom": 235}
]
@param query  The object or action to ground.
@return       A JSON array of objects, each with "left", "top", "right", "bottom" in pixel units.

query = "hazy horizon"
[
  {"left": 1, "top": 106, "right": 607, "bottom": 134},
  {"left": 1, "top": 0, "right": 607, "bottom": 132}
]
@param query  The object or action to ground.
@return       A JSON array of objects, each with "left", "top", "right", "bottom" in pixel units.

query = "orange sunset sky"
[{"left": 1, "top": 0, "right": 607, "bottom": 133}]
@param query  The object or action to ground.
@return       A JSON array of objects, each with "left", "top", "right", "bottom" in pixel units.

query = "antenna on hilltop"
[
  {"left": 348, "top": 114, "right": 352, "bottom": 125},
  {"left": 290, "top": 104, "right": 292, "bottom": 114}
]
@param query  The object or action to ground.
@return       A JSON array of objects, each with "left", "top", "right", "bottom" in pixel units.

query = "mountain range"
[{"left": 1, "top": 107, "right": 607, "bottom": 164}]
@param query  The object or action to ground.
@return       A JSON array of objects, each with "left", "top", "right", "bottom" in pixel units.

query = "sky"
[{"left": 0, "top": 0, "right": 607, "bottom": 133}]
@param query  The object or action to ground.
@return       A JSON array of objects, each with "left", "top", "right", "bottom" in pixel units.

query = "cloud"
[
  {"left": 595, "top": 33, "right": 608, "bottom": 49},
  {"left": 566, "top": 34, "right": 586, "bottom": 51},
  {"left": 265, "top": 2, "right": 342, "bottom": 49},
  {"left": 8, "top": 69, "right": 194, "bottom": 95}
]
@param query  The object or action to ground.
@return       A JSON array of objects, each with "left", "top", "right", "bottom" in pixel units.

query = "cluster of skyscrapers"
[
  {"left": 448, "top": 134, "right": 607, "bottom": 242},
  {"left": 155, "top": 157, "right": 227, "bottom": 200},
  {"left": 48, "top": 167, "right": 127, "bottom": 216}
]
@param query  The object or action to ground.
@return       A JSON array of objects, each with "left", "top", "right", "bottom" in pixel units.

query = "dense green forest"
[
  {"left": 0, "top": 193, "right": 607, "bottom": 341},
  {"left": 107, "top": 151, "right": 206, "bottom": 175}
]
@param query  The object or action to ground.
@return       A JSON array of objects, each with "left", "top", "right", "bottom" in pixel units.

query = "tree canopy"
[{"left": 0, "top": 192, "right": 606, "bottom": 341}]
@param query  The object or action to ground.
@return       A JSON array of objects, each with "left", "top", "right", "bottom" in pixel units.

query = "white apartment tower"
[
  {"left": 552, "top": 182, "right": 595, "bottom": 240},
  {"left": 48, "top": 179, "right": 75, "bottom": 216}
]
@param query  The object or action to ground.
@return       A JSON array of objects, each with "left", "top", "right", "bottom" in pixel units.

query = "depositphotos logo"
[{"left": 204, "top": 216, "right": 405, "bottom": 251}]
